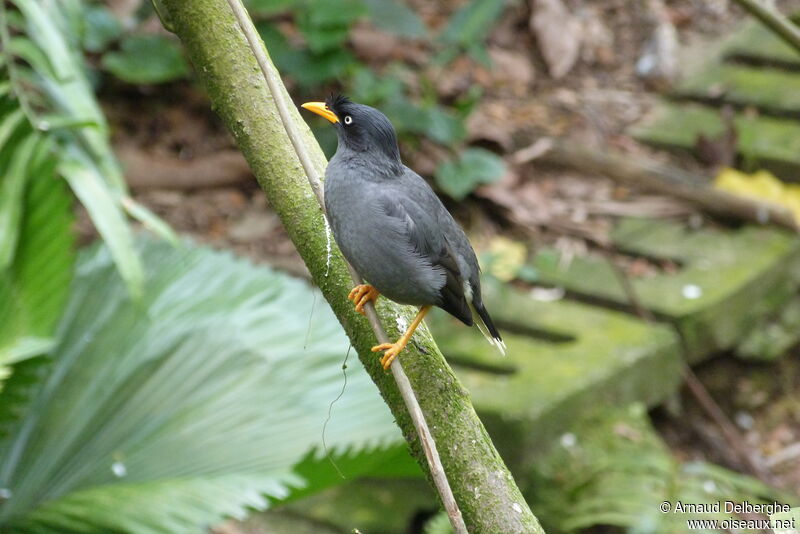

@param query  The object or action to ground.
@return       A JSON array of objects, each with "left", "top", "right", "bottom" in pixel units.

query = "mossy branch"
[
  {"left": 223, "top": 0, "right": 464, "bottom": 530},
  {"left": 158, "top": 1, "right": 544, "bottom": 533}
]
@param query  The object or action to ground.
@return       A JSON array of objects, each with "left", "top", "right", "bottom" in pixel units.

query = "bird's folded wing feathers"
[{"left": 378, "top": 195, "right": 472, "bottom": 324}]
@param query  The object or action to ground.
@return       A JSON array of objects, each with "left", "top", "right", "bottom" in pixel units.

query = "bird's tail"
[{"left": 469, "top": 300, "right": 506, "bottom": 356}]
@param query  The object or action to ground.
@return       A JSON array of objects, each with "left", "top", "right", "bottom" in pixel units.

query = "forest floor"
[{"left": 90, "top": 0, "right": 800, "bottom": 506}]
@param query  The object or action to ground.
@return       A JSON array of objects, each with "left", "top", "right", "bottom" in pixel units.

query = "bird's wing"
[{"left": 377, "top": 189, "right": 473, "bottom": 325}]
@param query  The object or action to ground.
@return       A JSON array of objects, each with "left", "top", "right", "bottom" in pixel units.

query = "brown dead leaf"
[
  {"left": 531, "top": 0, "right": 582, "bottom": 79},
  {"left": 432, "top": 56, "right": 474, "bottom": 98},
  {"left": 487, "top": 47, "right": 535, "bottom": 93},
  {"left": 465, "top": 102, "right": 515, "bottom": 151},
  {"left": 350, "top": 23, "right": 428, "bottom": 64},
  {"left": 350, "top": 23, "right": 400, "bottom": 63},
  {"left": 580, "top": 8, "right": 615, "bottom": 66}
]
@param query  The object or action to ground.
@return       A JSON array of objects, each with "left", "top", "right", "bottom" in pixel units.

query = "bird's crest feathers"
[{"left": 325, "top": 93, "right": 352, "bottom": 115}]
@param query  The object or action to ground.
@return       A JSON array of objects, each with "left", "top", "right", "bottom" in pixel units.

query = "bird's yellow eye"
[{"left": 344, "top": 115, "right": 353, "bottom": 125}]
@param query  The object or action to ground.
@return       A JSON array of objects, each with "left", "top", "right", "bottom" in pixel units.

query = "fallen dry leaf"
[
  {"left": 530, "top": 0, "right": 582, "bottom": 79},
  {"left": 487, "top": 47, "right": 535, "bottom": 93}
]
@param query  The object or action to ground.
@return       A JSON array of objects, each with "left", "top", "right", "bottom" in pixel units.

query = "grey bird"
[{"left": 302, "top": 95, "right": 505, "bottom": 369}]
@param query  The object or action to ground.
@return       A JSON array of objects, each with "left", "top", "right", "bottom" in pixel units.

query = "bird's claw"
[
  {"left": 371, "top": 342, "right": 403, "bottom": 370},
  {"left": 348, "top": 284, "right": 379, "bottom": 315}
]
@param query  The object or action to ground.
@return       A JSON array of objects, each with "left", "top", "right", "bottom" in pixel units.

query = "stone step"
[
  {"left": 737, "top": 294, "right": 800, "bottom": 361},
  {"left": 427, "top": 277, "right": 683, "bottom": 459},
  {"left": 631, "top": 16, "right": 800, "bottom": 179},
  {"left": 530, "top": 218, "right": 800, "bottom": 361},
  {"left": 631, "top": 102, "right": 800, "bottom": 179},
  {"left": 674, "top": 63, "right": 800, "bottom": 117},
  {"left": 721, "top": 20, "right": 800, "bottom": 70},
  {"left": 525, "top": 403, "right": 793, "bottom": 532}
]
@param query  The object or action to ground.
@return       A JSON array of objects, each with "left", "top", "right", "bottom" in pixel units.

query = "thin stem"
[{"left": 222, "top": 1, "right": 466, "bottom": 531}]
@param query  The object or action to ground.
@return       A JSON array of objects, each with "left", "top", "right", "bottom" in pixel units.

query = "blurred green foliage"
[
  {"left": 252, "top": 0, "right": 507, "bottom": 195},
  {"left": 0, "top": 0, "right": 176, "bottom": 299},
  {"left": 101, "top": 34, "right": 188, "bottom": 84},
  {"left": 436, "top": 147, "right": 506, "bottom": 200},
  {"left": 75, "top": 0, "right": 507, "bottom": 199},
  {"left": 0, "top": 238, "right": 413, "bottom": 533}
]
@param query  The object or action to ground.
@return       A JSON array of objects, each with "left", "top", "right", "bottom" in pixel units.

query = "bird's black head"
[{"left": 302, "top": 95, "right": 401, "bottom": 164}]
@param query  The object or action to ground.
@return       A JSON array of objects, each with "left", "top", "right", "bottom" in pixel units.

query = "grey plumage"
[{"left": 320, "top": 95, "right": 505, "bottom": 354}]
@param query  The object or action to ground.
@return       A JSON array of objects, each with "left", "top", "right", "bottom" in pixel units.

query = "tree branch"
[
  {"left": 158, "top": 1, "right": 544, "bottom": 532},
  {"left": 222, "top": 0, "right": 464, "bottom": 530}
]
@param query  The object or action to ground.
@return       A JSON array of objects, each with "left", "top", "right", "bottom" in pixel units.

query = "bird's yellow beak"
[{"left": 301, "top": 101, "right": 339, "bottom": 124}]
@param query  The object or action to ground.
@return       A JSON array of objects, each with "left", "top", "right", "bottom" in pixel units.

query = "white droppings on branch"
[
  {"left": 323, "top": 216, "right": 333, "bottom": 277},
  {"left": 396, "top": 314, "right": 409, "bottom": 332}
]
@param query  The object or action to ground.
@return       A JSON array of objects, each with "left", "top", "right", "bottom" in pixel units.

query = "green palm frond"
[
  {"left": 0, "top": 59, "right": 75, "bottom": 372},
  {"left": 0, "top": 0, "right": 177, "bottom": 297},
  {"left": 0, "top": 238, "right": 407, "bottom": 533}
]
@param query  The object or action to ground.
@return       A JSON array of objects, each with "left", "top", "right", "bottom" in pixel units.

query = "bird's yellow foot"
[
  {"left": 348, "top": 284, "right": 380, "bottom": 315},
  {"left": 371, "top": 341, "right": 407, "bottom": 370},
  {"left": 370, "top": 306, "right": 431, "bottom": 370}
]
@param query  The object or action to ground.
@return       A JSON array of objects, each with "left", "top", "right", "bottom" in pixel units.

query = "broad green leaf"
[
  {"left": 0, "top": 238, "right": 405, "bottom": 533},
  {"left": 58, "top": 151, "right": 143, "bottom": 298},
  {"left": 0, "top": 127, "right": 75, "bottom": 372},
  {"left": 246, "top": 0, "right": 303, "bottom": 16},
  {"left": 434, "top": 147, "right": 505, "bottom": 200},
  {"left": 297, "top": 0, "right": 365, "bottom": 53},
  {"left": 363, "top": 0, "right": 426, "bottom": 38},
  {"left": 439, "top": 0, "right": 506, "bottom": 47},
  {"left": 81, "top": 4, "right": 123, "bottom": 53},
  {"left": 300, "top": 0, "right": 365, "bottom": 29},
  {"left": 0, "top": 134, "right": 37, "bottom": 268},
  {"left": 101, "top": 34, "right": 189, "bottom": 85},
  {"left": 350, "top": 66, "right": 405, "bottom": 105},
  {"left": 424, "top": 106, "right": 465, "bottom": 144}
]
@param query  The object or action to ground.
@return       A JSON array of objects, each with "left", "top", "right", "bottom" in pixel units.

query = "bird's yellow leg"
[
  {"left": 371, "top": 306, "right": 431, "bottom": 370},
  {"left": 348, "top": 284, "right": 380, "bottom": 315}
]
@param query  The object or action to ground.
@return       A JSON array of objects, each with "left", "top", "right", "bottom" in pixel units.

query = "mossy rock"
[
  {"left": 675, "top": 63, "right": 800, "bottom": 117},
  {"left": 527, "top": 403, "right": 794, "bottom": 533},
  {"left": 631, "top": 102, "right": 800, "bottom": 179},
  {"left": 530, "top": 218, "right": 800, "bottom": 361},
  {"left": 631, "top": 16, "right": 800, "bottom": 179},
  {"left": 721, "top": 19, "right": 800, "bottom": 70},
  {"left": 737, "top": 294, "right": 800, "bottom": 361},
  {"left": 428, "top": 278, "right": 683, "bottom": 461}
]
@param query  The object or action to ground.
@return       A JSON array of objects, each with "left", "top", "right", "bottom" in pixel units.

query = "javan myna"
[{"left": 302, "top": 95, "right": 505, "bottom": 369}]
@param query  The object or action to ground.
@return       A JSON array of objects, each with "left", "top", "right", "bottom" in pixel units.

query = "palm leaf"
[
  {"left": 0, "top": 238, "right": 407, "bottom": 533},
  {"left": 0, "top": 64, "right": 75, "bottom": 370},
  {"left": 0, "top": 0, "right": 177, "bottom": 296}
]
